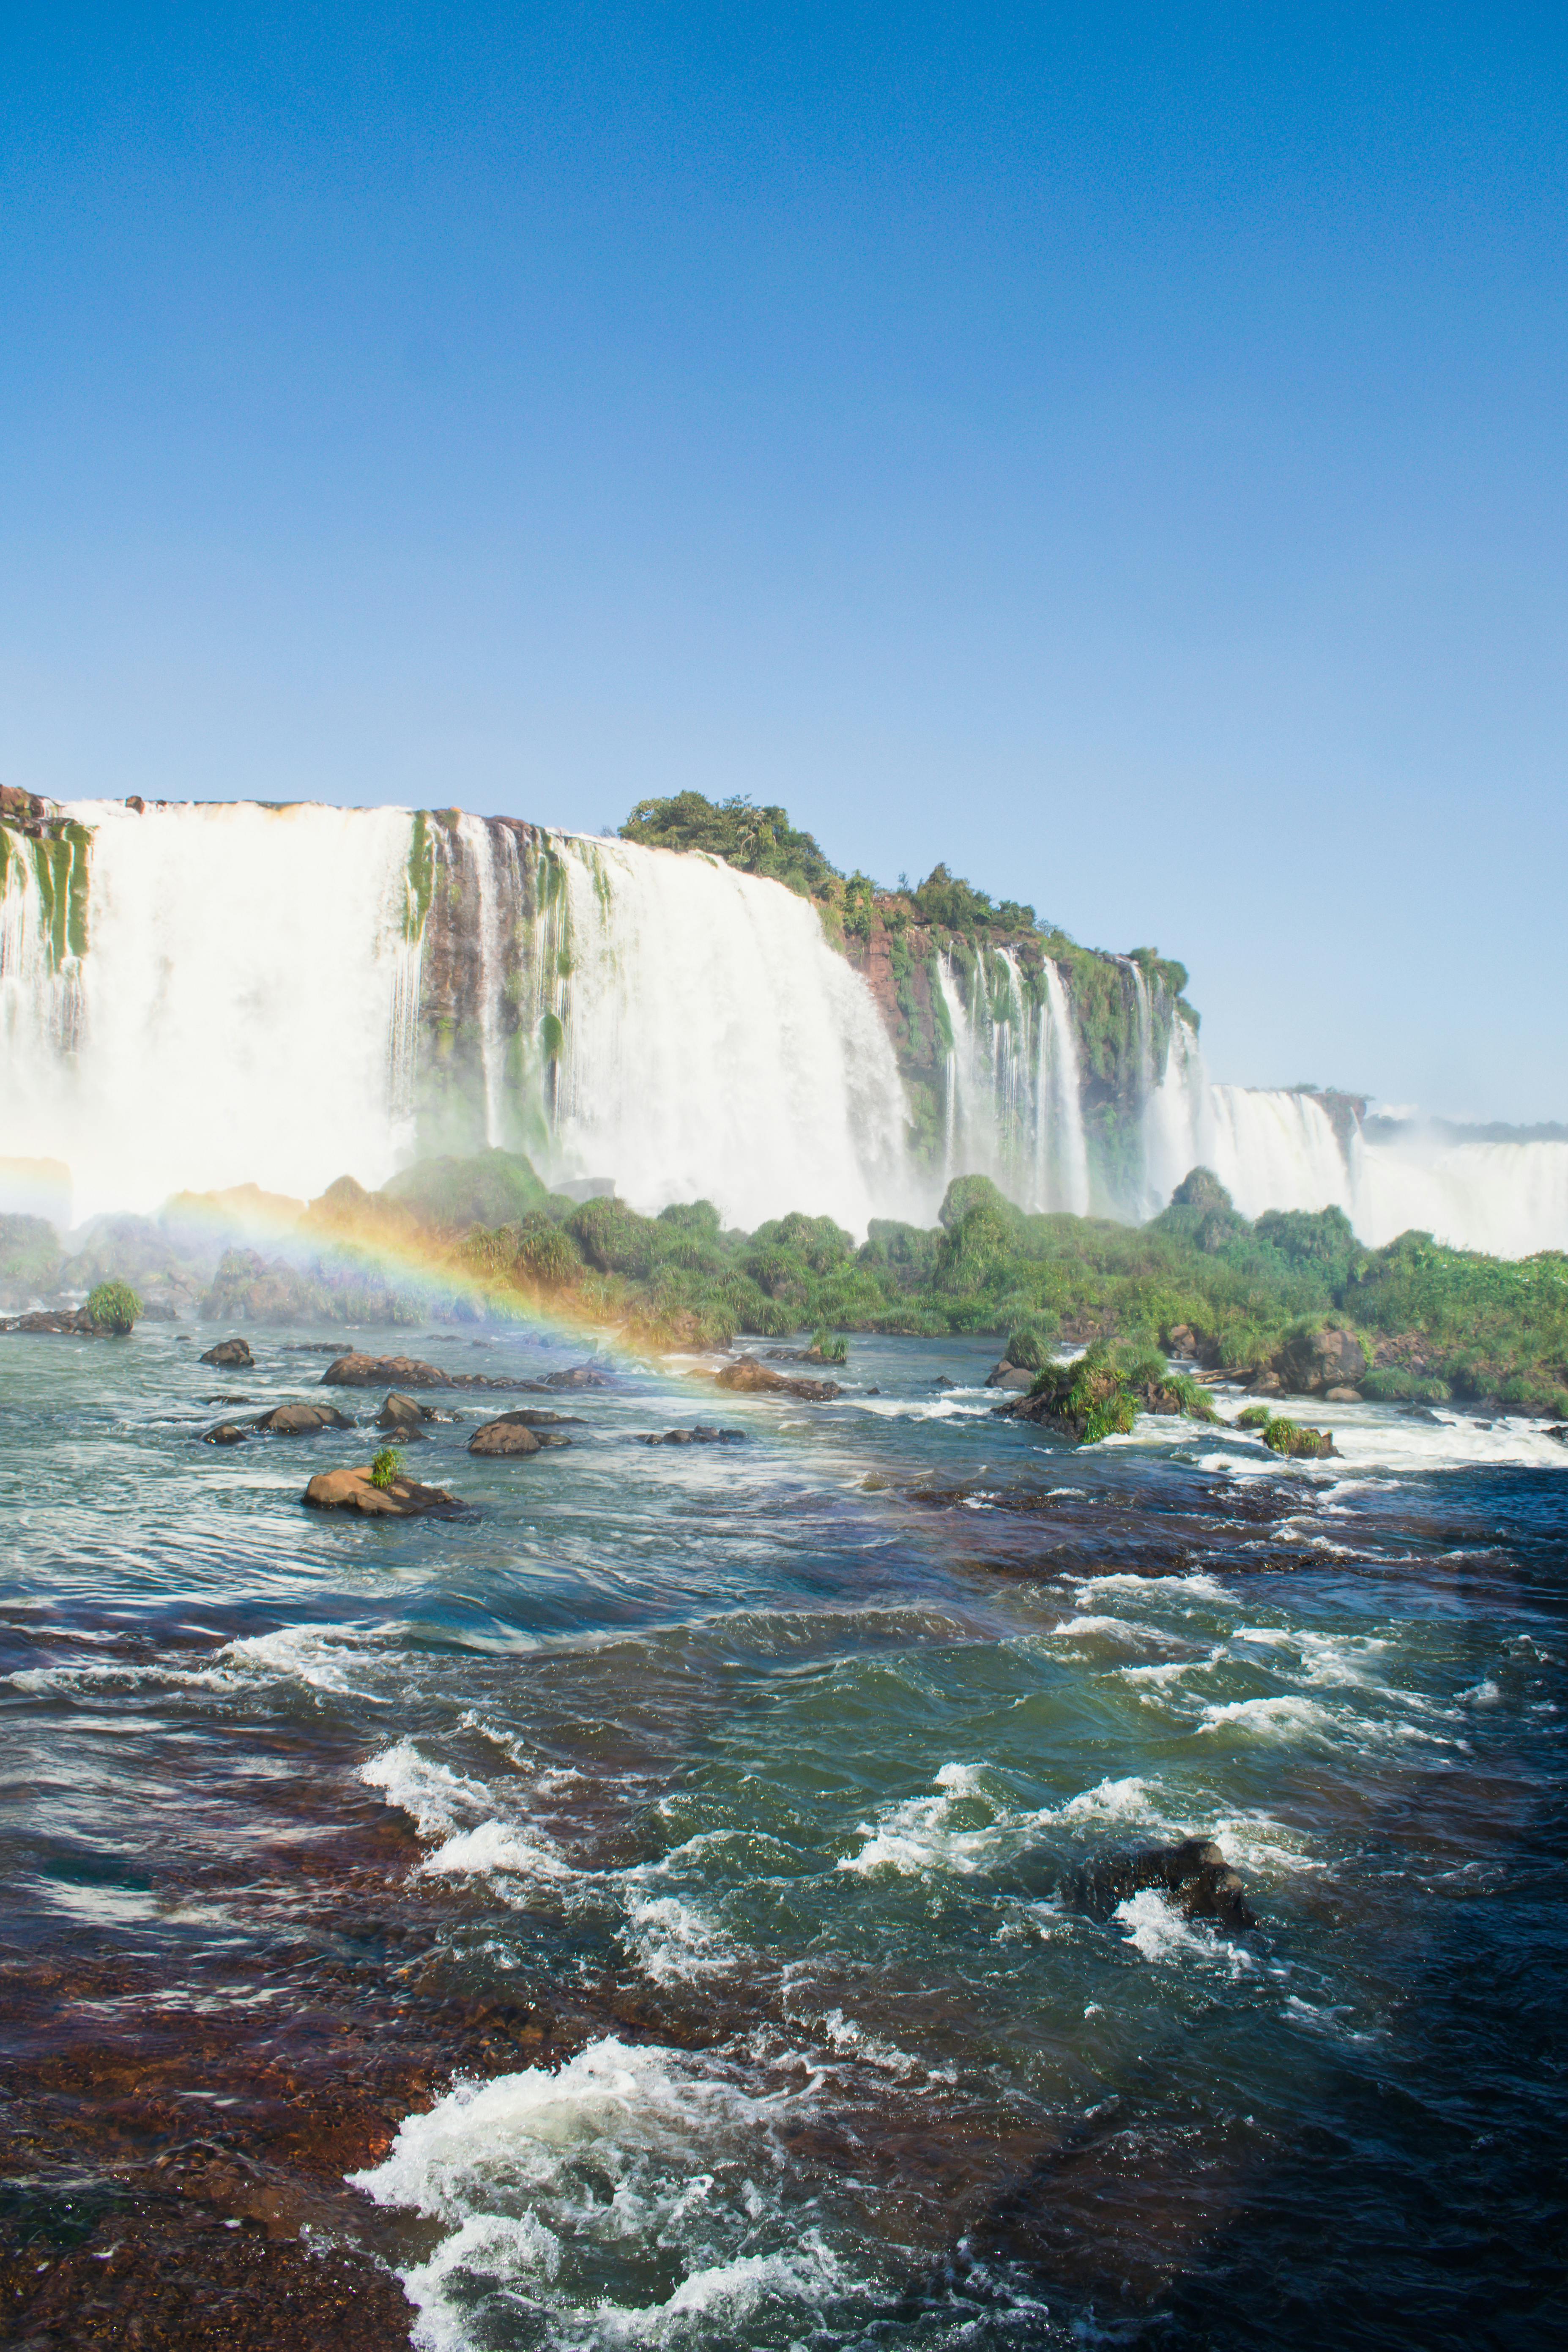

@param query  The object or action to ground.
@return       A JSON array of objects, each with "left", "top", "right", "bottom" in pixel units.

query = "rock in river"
[
  {"left": 1062, "top": 1837, "right": 1255, "bottom": 1931},
  {"left": 468, "top": 1412, "right": 575, "bottom": 1456},
  {"left": 254, "top": 1402, "right": 354, "bottom": 1435},
  {"left": 200, "top": 1337, "right": 254, "bottom": 1368},
  {"left": 377, "top": 1389, "right": 436, "bottom": 1435},
  {"left": 716, "top": 1357, "right": 841, "bottom": 1402},
  {"left": 302, "top": 1464, "right": 470, "bottom": 1518},
  {"left": 323, "top": 1352, "right": 453, "bottom": 1389}
]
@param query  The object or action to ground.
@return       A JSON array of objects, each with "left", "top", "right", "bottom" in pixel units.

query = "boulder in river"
[
  {"left": 985, "top": 1362, "right": 1035, "bottom": 1391},
  {"left": 1, "top": 1307, "right": 100, "bottom": 1335},
  {"left": 716, "top": 1357, "right": 841, "bottom": 1402},
  {"left": 377, "top": 1390, "right": 436, "bottom": 1434},
  {"left": 1261, "top": 1417, "right": 1337, "bottom": 1460},
  {"left": 200, "top": 1337, "right": 254, "bottom": 1368},
  {"left": 253, "top": 1402, "right": 354, "bottom": 1435},
  {"left": 1063, "top": 1837, "right": 1255, "bottom": 1931},
  {"left": 1269, "top": 1325, "right": 1368, "bottom": 1397},
  {"left": 302, "top": 1464, "right": 470, "bottom": 1517},
  {"left": 202, "top": 1422, "right": 249, "bottom": 1446},
  {"left": 542, "top": 1362, "right": 612, "bottom": 1389},
  {"left": 468, "top": 1415, "right": 569, "bottom": 1456},
  {"left": 324, "top": 1352, "right": 453, "bottom": 1389}
]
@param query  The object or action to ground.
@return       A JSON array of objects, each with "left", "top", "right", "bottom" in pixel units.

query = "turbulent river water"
[{"left": 3, "top": 1327, "right": 1565, "bottom": 2350}]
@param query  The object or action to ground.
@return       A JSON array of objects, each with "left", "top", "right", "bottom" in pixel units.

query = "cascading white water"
[
  {"left": 5, "top": 796, "right": 1566, "bottom": 1255},
  {"left": 1, "top": 802, "right": 423, "bottom": 1220},
  {"left": 1144, "top": 1018, "right": 1568, "bottom": 1253},
  {"left": 1143, "top": 1018, "right": 1352, "bottom": 1220},
  {"left": 935, "top": 947, "right": 1091, "bottom": 1215},
  {"left": 547, "top": 836, "right": 919, "bottom": 1232}
]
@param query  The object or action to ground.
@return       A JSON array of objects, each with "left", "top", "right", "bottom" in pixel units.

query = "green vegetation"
[
  {"left": 1020, "top": 1340, "right": 1221, "bottom": 1445},
  {"left": 0, "top": 1214, "right": 64, "bottom": 1295},
  {"left": 85, "top": 1279, "right": 142, "bottom": 1334},
  {"left": 808, "top": 1327, "right": 848, "bottom": 1364},
  {"left": 369, "top": 1446, "right": 402, "bottom": 1491},
  {"left": 1260, "top": 1417, "right": 1335, "bottom": 1460},
  {"left": 620, "top": 793, "right": 841, "bottom": 898},
  {"left": 304, "top": 1150, "right": 1568, "bottom": 1420}
]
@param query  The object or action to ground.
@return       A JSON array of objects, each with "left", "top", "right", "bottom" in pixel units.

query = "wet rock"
[
  {"left": 933, "top": 1375, "right": 958, "bottom": 1391},
  {"left": 0, "top": 1307, "right": 99, "bottom": 1334},
  {"left": 479, "top": 1407, "right": 584, "bottom": 1428},
  {"left": 637, "top": 1424, "right": 748, "bottom": 1445},
  {"left": 199, "top": 1336, "right": 254, "bottom": 1368},
  {"left": 1063, "top": 1837, "right": 1255, "bottom": 1931},
  {"left": 202, "top": 1421, "right": 249, "bottom": 1446},
  {"left": 716, "top": 1357, "right": 841, "bottom": 1402},
  {"left": 1548, "top": 1424, "right": 1568, "bottom": 1443},
  {"left": 1270, "top": 1325, "right": 1368, "bottom": 1397},
  {"left": 302, "top": 1464, "right": 470, "bottom": 1517},
  {"left": 377, "top": 1389, "right": 437, "bottom": 1433},
  {"left": 1248, "top": 1369, "right": 1283, "bottom": 1395},
  {"left": 542, "top": 1362, "right": 612, "bottom": 1388},
  {"left": 1324, "top": 1385, "right": 1362, "bottom": 1403},
  {"left": 323, "top": 1351, "right": 453, "bottom": 1388},
  {"left": 985, "top": 1362, "right": 1035, "bottom": 1391},
  {"left": 468, "top": 1415, "right": 562, "bottom": 1456},
  {"left": 253, "top": 1402, "right": 354, "bottom": 1435}
]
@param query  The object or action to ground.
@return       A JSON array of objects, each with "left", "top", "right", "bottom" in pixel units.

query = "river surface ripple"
[{"left": 2, "top": 1327, "right": 1565, "bottom": 2350}]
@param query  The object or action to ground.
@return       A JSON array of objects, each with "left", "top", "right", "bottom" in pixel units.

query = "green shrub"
[
  {"left": 85, "top": 1279, "right": 142, "bottom": 1334},
  {"left": 1004, "top": 1323, "right": 1052, "bottom": 1370},
  {"left": 1359, "top": 1368, "right": 1452, "bottom": 1405},
  {"left": 809, "top": 1327, "right": 848, "bottom": 1364},
  {"left": 369, "top": 1446, "right": 401, "bottom": 1490}
]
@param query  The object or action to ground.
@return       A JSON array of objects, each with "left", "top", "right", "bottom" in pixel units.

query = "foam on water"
[
  {"left": 1114, "top": 1888, "right": 1256, "bottom": 1979},
  {"left": 349, "top": 2036, "right": 850, "bottom": 2351}
]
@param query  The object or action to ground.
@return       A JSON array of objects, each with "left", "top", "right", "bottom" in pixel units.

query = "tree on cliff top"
[{"left": 620, "top": 793, "right": 840, "bottom": 898}]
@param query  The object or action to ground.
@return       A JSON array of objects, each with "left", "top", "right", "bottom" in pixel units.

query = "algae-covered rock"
[
  {"left": 1260, "top": 1416, "right": 1336, "bottom": 1460},
  {"left": 999, "top": 1342, "right": 1220, "bottom": 1446}
]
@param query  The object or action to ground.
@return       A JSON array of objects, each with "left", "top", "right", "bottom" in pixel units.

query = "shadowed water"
[{"left": 2, "top": 1325, "right": 1564, "bottom": 2348}]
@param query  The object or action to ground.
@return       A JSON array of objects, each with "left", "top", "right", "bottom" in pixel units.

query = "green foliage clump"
[
  {"left": 1358, "top": 1368, "right": 1452, "bottom": 1405},
  {"left": 1236, "top": 1405, "right": 1273, "bottom": 1429},
  {"left": 369, "top": 1446, "right": 402, "bottom": 1490},
  {"left": 619, "top": 792, "right": 840, "bottom": 898},
  {"left": 386, "top": 1148, "right": 549, "bottom": 1231},
  {"left": 1260, "top": 1417, "right": 1335, "bottom": 1460},
  {"left": 909, "top": 864, "right": 1036, "bottom": 936},
  {"left": 809, "top": 1327, "right": 848, "bottom": 1364},
  {"left": 1003, "top": 1323, "right": 1052, "bottom": 1370},
  {"left": 85, "top": 1279, "right": 142, "bottom": 1334},
  {"left": 1024, "top": 1339, "right": 1219, "bottom": 1445}
]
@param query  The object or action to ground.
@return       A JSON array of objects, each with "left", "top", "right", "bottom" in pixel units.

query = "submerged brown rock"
[{"left": 200, "top": 1336, "right": 255, "bottom": 1367}]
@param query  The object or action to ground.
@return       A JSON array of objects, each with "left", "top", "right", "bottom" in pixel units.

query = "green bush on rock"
[{"left": 85, "top": 1279, "right": 142, "bottom": 1334}]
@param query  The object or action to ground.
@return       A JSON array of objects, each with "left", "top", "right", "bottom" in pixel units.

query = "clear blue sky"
[{"left": 4, "top": 4, "right": 1565, "bottom": 1120}]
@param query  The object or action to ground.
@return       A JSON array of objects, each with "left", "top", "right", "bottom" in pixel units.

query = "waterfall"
[
  {"left": 933, "top": 946, "right": 1092, "bottom": 1214},
  {"left": 1, "top": 801, "right": 422, "bottom": 1220},
  {"left": 4, "top": 794, "right": 1565, "bottom": 1256},
  {"left": 544, "top": 835, "right": 918, "bottom": 1232},
  {"left": 1143, "top": 1022, "right": 1568, "bottom": 1253}
]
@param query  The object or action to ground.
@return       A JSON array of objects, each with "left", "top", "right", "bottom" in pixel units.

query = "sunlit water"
[{"left": 3, "top": 1327, "right": 1565, "bottom": 2348}]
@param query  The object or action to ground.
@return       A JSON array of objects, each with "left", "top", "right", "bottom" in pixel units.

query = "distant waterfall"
[
  {"left": 1143, "top": 1019, "right": 1568, "bottom": 1254},
  {"left": 935, "top": 947, "right": 1089, "bottom": 1214}
]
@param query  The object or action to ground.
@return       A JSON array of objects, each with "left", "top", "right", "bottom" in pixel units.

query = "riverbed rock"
[
  {"left": 324, "top": 1352, "right": 453, "bottom": 1389},
  {"left": 377, "top": 1390, "right": 436, "bottom": 1433},
  {"left": 715, "top": 1357, "right": 841, "bottom": 1402},
  {"left": 0, "top": 1307, "right": 100, "bottom": 1335},
  {"left": 542, "top": 1363, "right": 612, "bottom": 1389},
  {"left": 1270, "top": 1325, "right": 1369, "bottom": 1397},
  {"left": 1063, "top": 1837, "right": 1255, "bottom": 1931},
  {"left": 468, "top": 1417, "right": 545, "bottom": 1456},
  {"left": 254, "top": 1401, "right": 354, "bottom": 1435},
  {"left": 985, "top": 1362, "right": 1035, "bottom": 1391},
  {"left": 202, "top": 1421, "right": 248, "bottom": 1446},
  {"left": 302, "top": 1464, "right": 469, "bottom": 1517},
  {"left": 1324, "top": 1385, "right": 1363, "bottom": 1404},
  {"left": 637, "top": 1424, "right": 748, "bottom": 1445},
  {"left": 200, "top": 1337, "right": 254, "bottom": 1368}
]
